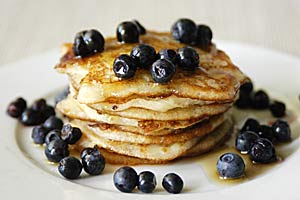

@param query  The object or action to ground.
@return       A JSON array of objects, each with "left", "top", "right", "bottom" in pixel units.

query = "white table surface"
[{"left": 1, "top": 0, "right": 300, "bottom": 66}]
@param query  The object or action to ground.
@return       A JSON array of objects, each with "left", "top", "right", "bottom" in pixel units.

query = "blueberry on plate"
[
  {"left": 58, "top": 156, "right": 82, "bottom": 179},
  {"left": 150, "top": 59, "right": 176, "bottom": 84},
  {"left": 137, "top": 171, "right": 156, "bottom": 193},
  {"left": 162, "top": 173, "right": 184, "bottom": 194},
  {"left": 31, "top": 125, "right": 48, "bottom": 144},
  {"left": 269, "top": 101, "right": 286, "bottom": 118},
  {"left": 19, "top": 108, "right": 43, "bottom": 126},
  {"left": 113, "top": 54, "right": 137, "bottom": 79},
  {"left": 43, "top": 105, "right": 56, "bottom": 120},
  {"left": 251, "top": 90, "right": 270, "bottom": 109},
  {"left": 45, "top": 139, "right": 69, "bottom": 163},
  {"left": 31, "top": 98, "right": 47, "bottom": 112},
  {"left": 235, "top": 131, "right": 259, "bottom": 154},
  {"left": 250, "top": 138, "right": 277, "bottom": 163},
  {"left": 43, "top": 116, "right": 63, "bottom": 131},
  {"left": 81, "top": 146, "right": 105, "bottom": 175},
  {"left": 240, "top": 81, "right": 254, "bottom": 94},
  {"left": 61, "top": 124, "right": 82, "bottom": 144},
  {"left": 235, "top": 91, "right": 252, "bottom": 109},
  {"left": 7, "top": 97, "right": 27, "bottom": 118},
  {"left": 171, "top": 18, "right": 197, "bottom": 44},
  {"left": 113, "top": 166, "right": 138, "bottom": 193},
  {"left": 132, "top": 20, "right": 146, "bottom": 35},
  {"left": 216, "top": 153, "right": 245, "bottom": 179},
  {"left": 240, "top": 118, "right": 260, "bottom": 133},
  {"left": 73, "top": 29, "right": 105, "bottom": 57},
  {"left": 158, "top": 49, "right": 178, "bottom": 65},
  {"left": 272, "top": 119, "right": 291, "bottom": 142},
  {"left": 194, "top": 24, "right": 213, "bottom": 49},
  {"left": 130, "top": 44, "right": 157, "bottom": 68},
  {"left": 257, "top": 125, "right": 275, "bottom": 141},
  {"left": 116, "top": 21, "right": 139, "bottom": 43},
  {"left": 177, "top": 46, "right": 199, "bottom": 70},
  {"left": 45, "top": 129, "right": 62, "bottom": 145}
]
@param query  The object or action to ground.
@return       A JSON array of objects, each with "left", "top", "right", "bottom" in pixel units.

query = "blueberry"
[
  {"left": 73, "top": 29, "right": 105, "bottom": 57},
  {"left": 81, "top": 147, "right": 105, "bottom": 175},
  {"left": 43, "top": 105, "right": 56, "bottom": 120},
  {"left": 158, "top": 49, "right": 178, "bottom": 65},
  {"left": 7, "top": 97, "right": 27, "bottom": 118},
  {"left": 216, "top": 153, "right": 245, "bottom": 179},
  {"left": 272, "top": 119, "right": 291, "bottom": 142},
  {"left": 132, "top": 20, "right": 146, "bottom": 35},
  {"left": 177, "top": 46, "right": 199, "bottom": 70},
  {"left": 58, "top": 157, "right": 82, "bottom": 179},
  {"left": 45, "top": 129, "right": 62, "bottom": 145},
  {"left": 43, "top": 116, "right": 63, "bottom": 131},
  {"left": 61, "top": 124, "right": 82, "bottom": 144},
  {"left": 251, "top": 90, "right": 270, "bottom": 109},
  {"left": 45, "top": 139, "right": 69, "bottom": 163},
  {"left": 130, "top": 44, "right": 157, "bottom": 68},
  {"left": 240, "top": 118, "right": 260, "bottom": 133},
  {"left": 137, "top": 171, "right": 156, "bottom": 193},
  {"left": 31, "top": 98, "right": 47, "bottom": 112},
  {"left": 19, "top": 108, "right": 43, "bottom": 126},
  {"left": 235, "top": 91, "right": 252, "bottom": 109},
  {"left": 269, "top": 101, "right": 286, "bottom": 118},
  {"left": 236, "top": 131, "right": 259, "bottom": 154},
  {"left": 31, "top": 125, "right": 48, "bottom": 144},
  {"left": 240, "top": 81, "right": 254, "bottom": 94},
  {"left": 113, "top": 54, "right": 137, "bottom": 79},
  {"left": 162, "top": 173, "right": 184, "bottom": 194},
  {"left": 55, "top": 86, "right": 69, "bottom": 105},
  {"left": 250, "top": 138, "right": 277, "bottom": 163},
  {"left": 257, "top": 125, "right": 275, "bottom": 141},
  {"left": 194, "top": 24, "right": 213, "bottom": 49},
  {"left": 80, "top": 147, "right": 94, "bottom": 159},
  {"left": 113, "top": 166, "right": 138, "bottom": 193},
  {"left": 116, "top": 21, "right": 139, "bottom": 43},
  {"left": 150, "top": 59, "right": 176, "bottom": 83},
  {"left": 171, "top": 18, "right": 197, "bottom": 44}
]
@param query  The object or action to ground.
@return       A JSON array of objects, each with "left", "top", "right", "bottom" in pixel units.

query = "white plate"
[{"left": 0, "top": 42, "right": 300, "bottom": 200}]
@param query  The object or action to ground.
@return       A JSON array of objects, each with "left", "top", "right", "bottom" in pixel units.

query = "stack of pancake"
[{"left": 55, "top": 32, "right": 247, "bottom": 164}]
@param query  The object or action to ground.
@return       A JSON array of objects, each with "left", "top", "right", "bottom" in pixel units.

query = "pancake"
[
  {"left": 68, "top": 111, "right": 228, "bottom": 145},
  {"left": 56, "top": 31, "right": 247, "bottom": 104},
  {"left": 72, "top": 118, "right": 233, "bottom": 164}
]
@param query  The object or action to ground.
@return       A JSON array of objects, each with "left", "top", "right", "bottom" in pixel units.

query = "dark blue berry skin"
[
  {"left": 43, "top": 116, "right": 63, "bottom": 131},
  {"left": 240, "top": 81, "right": 253, "bottom": 94},
  {"left": 216, "top": 153, "right": 245, "bottom": 179},
  {"left": 81, "top": 147, "right": 105, "bottom": 175},
  {"left": 31, "top": 125, "right": 48, "bottom": 144},
  {"left": 251, "top": 90, "right": 270, "bottom": 109},
  {"left": 272, "top": 119, "right": 291, "bottom": 142},
  {"left": 19, "top": 108, "right": 43, "bottom": 126},
  {"left": 236, "top": 131, "right": 260, "bottom": 154},
  {"left": 45, "top": 139, "right": 69, "bottom": 163},
  {"left": 257, "top": 125, "right": 275, "bottom": 141},
  {"left": 55, "top": 86, "right": 69, "bottom": 105},
  {"left": 116, "top": 21, "right": 139, "bottom": 43},
  {"left": 250, "top": 138, "right": 277, "bottom": 163},
  {"left": 194, "top": 24, "right": 213, "bottom": 49},
  {"left": 7, "top": 97, "right": 27, "bottom": 118},
  {"left": 235, "top": 91, "right": 252, "bottom": 109},
  {"left": 158, "top": 49, "right": 178, "bottom": 65},
  {"left": 177, "top": 46, "right": 199, "bottom": 70},
  {"left": 171, "top": 18, "right": 197, "bottom": 44},
  {"left": 31, "top": 99, "right": 47, "bottom": 112},
  {"left": 132, "top": 20, "right": 146, "bottom": 35},
  {"left": 137, "top": 171, "right": 156, "bottom": 193},
  {"left": 58, "top": 157, "right": 82, "bottom": 179},
  {"left": 43, "top": 105, "right": 56, "bottom": 120},
  {"left": 113, "top": 166, "right": 138, "bottom": 193},
  {"left": 162, "top": 173, "right": 184, "bottom": 194},
  {"left": 61, "top": 124, "right": 82, "bottom": 145},
  {"left": 150, "top": 59, "right": 176, "bottom": 83},
  {"left": 73, "top": 29, "right": 105, "bottom": 58},
  {"left": 240, "top": 118, "right": 260, "bottom": 133},
  {"left": 113, "top": 54, "right": 137, "bottom": 79},
  {"left": 269, "top": 101, "right": 286, "bottom": 118},
  {"left": 45, "top": 129, "right": 62, "bottom": 145},
  {"left": 130, "top": 44, "right": 157, "bottom": 68}
]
